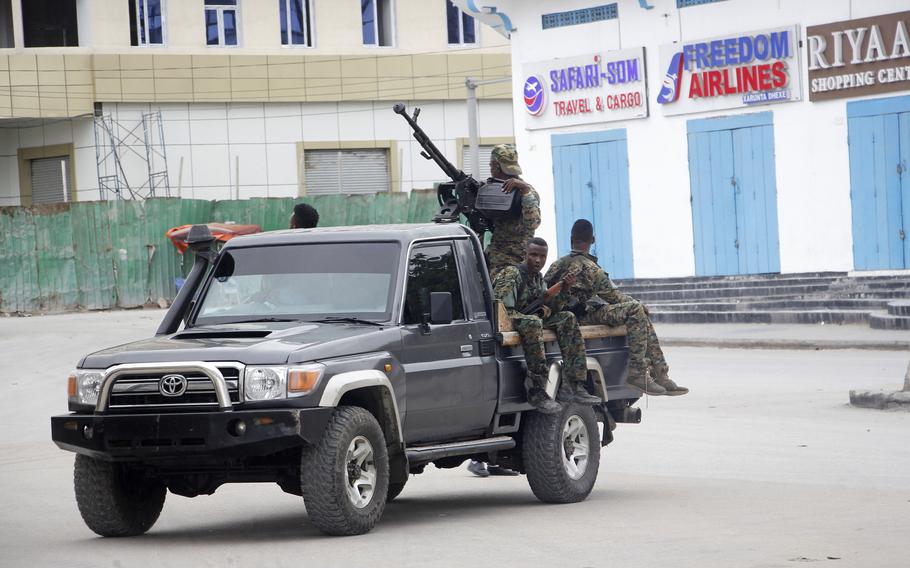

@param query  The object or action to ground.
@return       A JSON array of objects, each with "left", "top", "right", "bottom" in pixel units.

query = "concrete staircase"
[{"left": 612, "top": 272, "right": 910, "bottom": 329}]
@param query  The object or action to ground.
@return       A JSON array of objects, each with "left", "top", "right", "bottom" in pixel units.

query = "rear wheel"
[
  {"left": 301, "top": 406, "right": 389, "bottom": 535},
  {"left": 523, "top": 403, "right": 600, "bottom": 503},
  {"left": 74, "top": 454, "right": 166, "bottom": 537}
]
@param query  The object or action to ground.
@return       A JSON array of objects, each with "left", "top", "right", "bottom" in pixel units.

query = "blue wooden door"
[
  {"left": 686, "top": 112, "right": 781, "bottom": 276},
  {"left": 552, "top": 130, "right": 634, "bottom": 279},
  {"left": 847, "top": 95, "right": 910, "bottom": 270}
]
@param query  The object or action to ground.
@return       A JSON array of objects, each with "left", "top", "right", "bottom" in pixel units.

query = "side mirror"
[{"left": 429, "top": 292, "right": 454, "bottom": 325}]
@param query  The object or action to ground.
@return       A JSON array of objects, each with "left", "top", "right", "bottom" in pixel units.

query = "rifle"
[
  {"left": 521, "top": 280, "right": 564, "bottom": 316},
  {"left": 393, "top": 103, "right": 521, "bottom": 237}
]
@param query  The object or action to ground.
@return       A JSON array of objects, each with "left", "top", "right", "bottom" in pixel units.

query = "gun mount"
[{"left": 394, "top": 103, "right": 521, "bottom": 237}]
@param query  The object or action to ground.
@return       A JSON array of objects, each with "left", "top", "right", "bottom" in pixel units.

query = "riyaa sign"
[
  {"left": 520, "top": 48, "right": 648, "bottom": 130},
  {"left": 657, "top": 26, "right": 802, "bottom": 116},
  {"left": 807, "top": 11, "right": 910, "bottom": 102}
]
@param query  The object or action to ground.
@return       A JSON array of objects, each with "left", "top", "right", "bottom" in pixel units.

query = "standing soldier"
[
  {"left": 495, "top": 237, "right": 601, "bottom": 413},
  {"left": 545, "top": 219, "right": 688, "bottom": 396},
  {"left": 486, "top": 144, "right": 541, "bottom": 278}
]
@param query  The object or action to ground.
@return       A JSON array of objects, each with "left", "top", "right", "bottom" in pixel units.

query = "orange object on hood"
[{"left": 166, "top": 223, "right": 262, "bottom": 253}]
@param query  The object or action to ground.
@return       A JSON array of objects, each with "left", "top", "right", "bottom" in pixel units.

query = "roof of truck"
[{"left": 222, "top": 222, "right": 475, "bottom": 249}]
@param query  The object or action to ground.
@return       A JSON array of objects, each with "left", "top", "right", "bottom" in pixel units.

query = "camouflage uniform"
[
  {"left": 544, "top": 251, "right": 669, "bottom": 383},
  {"left": 485, "top": 145, "right": 542, "bottom": 278},
  {"left": 493, "top": 264, "right": 587, "bottom": 394}
]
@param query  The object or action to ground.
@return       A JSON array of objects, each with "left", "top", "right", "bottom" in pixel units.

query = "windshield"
[{"left": 193, "top": 242, "right": 401, "bottom": 325}]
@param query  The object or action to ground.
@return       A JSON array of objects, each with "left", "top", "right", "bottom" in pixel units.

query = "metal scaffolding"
[{"left": 93, "top": 110, "right": 171, "bottom": 200}]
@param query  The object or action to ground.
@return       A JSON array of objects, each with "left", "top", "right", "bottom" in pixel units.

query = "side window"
[{"left": 403, "top": 244, "right": 466, "bottom": 325}]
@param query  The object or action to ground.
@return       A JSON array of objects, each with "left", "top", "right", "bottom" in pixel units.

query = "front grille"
[{"left": 107, "top": 366, "right": 241, "bottom": 409}]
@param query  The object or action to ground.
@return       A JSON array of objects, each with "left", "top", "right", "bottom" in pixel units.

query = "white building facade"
[
  {"left": 461, "top": 0, "right": 910, "bottom": 278},
  {"left": 0, "top": 0, "right": 514, "bottom": 206}
]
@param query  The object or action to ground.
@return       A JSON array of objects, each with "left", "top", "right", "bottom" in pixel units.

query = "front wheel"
[
  {"left": 300, "top": 406, "right": 389, "bottom": 536},
  {"left": 74, "top": 454, "right": 166, "bottom": 537},
  {"left": 523, "top": 403, "right": 600, "bottom": 503}
]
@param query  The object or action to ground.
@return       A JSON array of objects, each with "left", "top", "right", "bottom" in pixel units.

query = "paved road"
[{"left": 1, "top": 310, "right": 908, "bottom": 568}]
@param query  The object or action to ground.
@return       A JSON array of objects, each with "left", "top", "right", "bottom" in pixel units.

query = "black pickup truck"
[{"left": 51, "top": 222, "right": 642, "bottom": 536}]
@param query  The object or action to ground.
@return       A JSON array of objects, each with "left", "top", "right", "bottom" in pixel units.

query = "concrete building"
[
  {"left": 457, "top": 0, "right": 910, "bottom": 278},
  {"left": 0, "top": 0, "right": 513, "bottom": 206}
]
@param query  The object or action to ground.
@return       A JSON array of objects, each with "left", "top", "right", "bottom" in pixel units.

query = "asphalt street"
[{"left": 0, "top": 309, "right": 908, "bottom": 568}]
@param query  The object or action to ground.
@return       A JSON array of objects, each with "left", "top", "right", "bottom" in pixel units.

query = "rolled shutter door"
[
  {"left": 305, "top": 149, "right": 389, "bottom": 195},
  {"left": 462, "top": 145, "right": 494, "bottom": 180},
  {"left": 30, "top": 156, "right": 69, "bottom": 204}
]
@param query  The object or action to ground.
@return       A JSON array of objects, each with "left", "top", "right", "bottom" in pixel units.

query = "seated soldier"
[
  {"left": 494, "top": 237, "right": 601, "bottom": 414},
  {"left": 545, "top": 219, "right": 688, "bottom": 396}
]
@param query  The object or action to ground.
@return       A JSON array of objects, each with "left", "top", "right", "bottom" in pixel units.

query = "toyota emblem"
[{"left": 159, "top": 374, "right": 188, "bottom": 397}]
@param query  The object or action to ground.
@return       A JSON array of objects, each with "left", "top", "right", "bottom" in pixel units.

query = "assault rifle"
[
  {"left": 521, "top": 280, "right": 563, "bottom": 316},
  {"left": 393, "top": 103, "right": 521, "bottom": 237}
]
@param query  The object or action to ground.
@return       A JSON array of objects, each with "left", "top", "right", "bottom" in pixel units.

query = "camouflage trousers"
[
  {"left": 512, "top": 311, "right": 587, "bottom": 393},
  {"left": 582, "top": 301, "right": 669, "bottom": 381}
]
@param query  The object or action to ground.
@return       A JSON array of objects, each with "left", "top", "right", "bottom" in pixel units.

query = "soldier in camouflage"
[
  {"left": 494, "top": 237, "right": 602, "bottom": 414},
  {"left": 485, "top": 144, "right": 542, "bottom": 278},
  {"left": 545, "top": 219, "right": 688, "bottom": 396}
]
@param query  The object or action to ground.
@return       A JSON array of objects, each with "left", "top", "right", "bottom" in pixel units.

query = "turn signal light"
[
  {"left": 288, "top": 369, "right": 321, "bottom": 393},
  {"left": 67, "top": 374, "right": 77, "bottom": 397}
]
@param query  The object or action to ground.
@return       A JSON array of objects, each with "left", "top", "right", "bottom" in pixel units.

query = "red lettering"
[
  {"left": 689, "top": 74, "right": 703, "bottom": 98},
  {"left": 707, "top": 71, "right": 722, "bottom": 97},
  {"left": 757, "top": 63, "right": 772, "bottom": 90},
  {"left": 771, "top": 60, "right": 787, "bottom": 88},
  {"left": 741, "top": 65, "right": 758, "bottom": 92},
  {"left": 722, "top": 68, "right": 737, "bottom": 95}
]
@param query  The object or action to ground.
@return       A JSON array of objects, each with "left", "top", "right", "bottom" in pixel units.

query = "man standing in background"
[{"left": 290, "top": 203, "right": 319, "bottom": 229}]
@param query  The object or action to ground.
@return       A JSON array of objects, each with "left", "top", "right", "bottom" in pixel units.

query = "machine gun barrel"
[{"left": 393, "top": 103, "right": 466, "bottom": 182}]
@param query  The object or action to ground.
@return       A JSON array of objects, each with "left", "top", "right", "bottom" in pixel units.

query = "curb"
[
  {"left": 662, "top": 338, "right": 910, "bottom": 351},
  {"left": 849, "top": 389, "right": 910, "bottom": 410}
]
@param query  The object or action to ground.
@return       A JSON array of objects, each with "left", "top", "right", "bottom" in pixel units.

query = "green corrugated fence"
[{"left": 0, "top": 191, "right": 439, "bottom": 314}]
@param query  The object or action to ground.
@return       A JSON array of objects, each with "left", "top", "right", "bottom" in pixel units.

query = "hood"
[{"left": 79, "top": 322, "right": 401, "bottom": 369}]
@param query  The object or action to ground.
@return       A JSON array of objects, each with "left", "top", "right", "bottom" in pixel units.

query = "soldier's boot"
[
  {"left": 652, "top": 369, "right": 689, "bottom": 396},
  {"left": 556, "top": 380, "right": 576, "bottom": 403},
  {"left": 627, "top": 370, "right": 667, "bottom": 396},
  {"left": 527, "top": 388, "right": 562, "bottom": 414},
  {"left": 572, "top": 381, "right": 602, "bottom": 405}
]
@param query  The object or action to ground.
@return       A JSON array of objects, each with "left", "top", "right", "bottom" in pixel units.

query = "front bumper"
[{"left": 51, "top": 407, "right": 334, "bottom": 462}]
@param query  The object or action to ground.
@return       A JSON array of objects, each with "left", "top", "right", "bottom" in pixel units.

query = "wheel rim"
[
  {"left": 561, "top": 415, "right": 589, "bottom": 480},
  {"left": 344, "top": 435, "right": 376, "bottom": 509}
]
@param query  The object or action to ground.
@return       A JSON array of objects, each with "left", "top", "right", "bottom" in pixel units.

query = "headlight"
[
  {"left": 244, "top": 367, "right": 287, "bottom": 400},
  {"left": 68, "top": 370, "right": 104, "bottom": 406}
]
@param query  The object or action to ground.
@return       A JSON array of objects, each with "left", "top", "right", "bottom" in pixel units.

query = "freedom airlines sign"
[
  {"left": 520, "top": 47, "right": 648, "bottom": 130},
  {"left": 657, "top": 26, "right": 803, "bottom": 116}
]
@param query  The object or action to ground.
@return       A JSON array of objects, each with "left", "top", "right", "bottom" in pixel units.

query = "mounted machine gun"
[{"left": 393, "top": 103, "right": 521, "bottom": 238}]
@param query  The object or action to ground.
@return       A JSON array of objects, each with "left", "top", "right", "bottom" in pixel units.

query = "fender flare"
[{"left": 318, "top": 369, "right": 403, "bottom": 445}]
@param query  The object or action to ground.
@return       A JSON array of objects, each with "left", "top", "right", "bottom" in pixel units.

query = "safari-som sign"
[{"left": 520, "top": 48, "right": 649, "bottom": 130}]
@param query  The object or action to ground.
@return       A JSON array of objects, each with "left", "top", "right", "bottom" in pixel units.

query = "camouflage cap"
[{"left": 491, "top": 144, "right": 522, "bottom": 176}]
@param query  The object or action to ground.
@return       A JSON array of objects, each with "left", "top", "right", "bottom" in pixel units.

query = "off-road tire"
[
  {"left": 73, "top": 454, "right": 166, "bottom": 537},
  {"left": 386, "top": 479, "right": 406, "bottom": 502},
  {"left": 523, "top": 403, "right": 600, "bottom": 503},
  {"left": 300, "top": 406, "right": 389, "bottom": 536}
]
